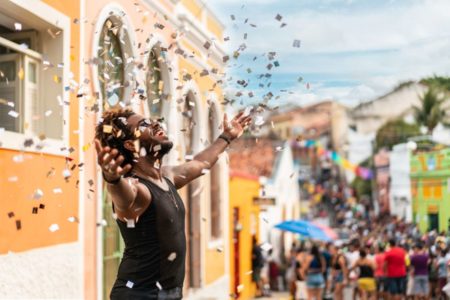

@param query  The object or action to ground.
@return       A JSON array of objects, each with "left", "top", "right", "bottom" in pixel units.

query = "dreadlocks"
[{"left": 95, "top": 108, "right": 136, "bottom": 169}]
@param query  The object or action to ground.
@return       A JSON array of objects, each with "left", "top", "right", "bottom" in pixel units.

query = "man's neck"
[{"left": 133, "top": 156, "right": 164, "bottom": 181}]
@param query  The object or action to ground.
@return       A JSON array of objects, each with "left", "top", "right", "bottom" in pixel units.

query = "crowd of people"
[{"left": 281, "top": 212, "right": 450, "bottom": 300}]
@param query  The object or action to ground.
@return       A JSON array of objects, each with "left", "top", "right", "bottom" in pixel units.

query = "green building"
[{"left": 411, "top": 148, "right": 450, "bottom": 233}]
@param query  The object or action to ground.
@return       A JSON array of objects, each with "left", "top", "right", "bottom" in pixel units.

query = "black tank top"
[
  {"left": 111, "top": 176, "right": 186, "bottom": 292},
  {"left": 359, "top": 264, "right": 374, "bottom": 278}
]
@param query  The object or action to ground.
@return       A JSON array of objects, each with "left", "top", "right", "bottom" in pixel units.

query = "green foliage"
[
  {"left": 420, "top": 76, "right": 450, "bottom": 92},
  {"left": 413, "top": 86, "right": 450, "bottom": 134},
  {"left": 375, "top": 119, "right": 421, "bottom": 151},
  {"left": 351, "top": 157, "right": 372, "bottom": 200}
]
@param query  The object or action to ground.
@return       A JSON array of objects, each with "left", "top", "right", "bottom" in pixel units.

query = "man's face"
[{"left": 127, "top": 114, "right": 173, "bottom": 156}]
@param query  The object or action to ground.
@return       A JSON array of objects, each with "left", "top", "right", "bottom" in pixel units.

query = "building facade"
[
  {"left": 1, "top": 0, "right": 229, "bottom": 299},
  {"left": 411, "top": 148, "right": 450, "bottom": 233}
]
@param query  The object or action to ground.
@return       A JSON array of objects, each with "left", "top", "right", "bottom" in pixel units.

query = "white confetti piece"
[
  {"left": 139, "top": 147, "right": 147, "bottom": 157},
  {"left": 126, "top": 281, "right": 134, "bottom": 288},
  {"left": 107, "top": 93, "right": 119, "bottom": 106},
  {"left": 237, "top": 284, "right": 244, "bottom": 293},
  {"left": 53, "top": 188, "right": 62, "bottom": 194},
  {"left": 14, "top": 22, "right": 22, "bottom": 31},
  {"left": 153, "top": 144, "right": 161, "bottom": 151},
  {"left": 185, "top": 155, "right": 193, "bottom": 161},
  {"left": 8, "top": 176, "right": 18, "bottom": 182},
  {"left": 13, "top": 154, "right": 24, "bottom": 163},
  {"left": 67, "top": 216, "right": 77, "bottom": 223},
  {"left": 156, "top": 282, "right": 162, "bottom": 290},
  {"left": 33, "top": 189, "right": 44, "bottom": 200},
  {"left": 216, "top": 246, "right": 223, "bottom": 253},
  {"left": 201, "top": 169, "right": 209, "bottom": 174},
  {"left": 45, "top": 110, "right": 52, "bottom": 117},
  {"left": 167, "top": 252, "right": 177, "bottom": 261},
  {"left": 98, "top": 219, "right": 107, "bottom": 227},
  {"left": 126, "top": 218, "right": 135, "bottom": 228},
  {"left": 49, "top": 224, "right": 59, "bottom": 232},
  {"left": 63, "top": 169, "right": 71, "bottom": 178},
  {"left": 8, "top": 111, "right": 19, "bottom": 118},
  {"left": 245, "top": 270, "right": 253, "bottom": 275}
]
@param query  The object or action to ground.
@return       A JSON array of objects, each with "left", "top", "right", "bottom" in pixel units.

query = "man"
[
  {"left": 95, "top": 108, "right": 251, "bottom": 299},
  {"left": 410, "top": 243, "right": 429, "bottom": 300},
  {"left": 252, "top": 236, "right": 265, "bottom": 297},
  {"left": 384, "top": 239, "right": 407, "bottom": 300}
]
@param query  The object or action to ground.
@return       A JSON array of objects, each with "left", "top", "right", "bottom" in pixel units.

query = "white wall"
[
  {"left": 389, "top": 144, "right": 412, "bottom": 222},
  {"left": 260, "top": 142, "right": 300, "bottom": 263},
  {"left": 0, "top": 242, "right": 81, "bottom": 299}
]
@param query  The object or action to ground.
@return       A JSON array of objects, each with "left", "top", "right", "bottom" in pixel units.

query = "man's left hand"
[{"left": 222, "top": 111, "right": 252, "bottom": 141}]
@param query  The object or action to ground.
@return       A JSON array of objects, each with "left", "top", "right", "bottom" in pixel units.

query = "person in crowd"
[
  {"left": 295, "top": 246, "right": 307, "bottom": 300},
  {"left": 384, "top": 239, "right": 407, "bottom": 300},
  {"left": 330, "top": 243, "right": 348, "bottom": 300},
  {"left": 252, "top": 236, "right": 265, "bottom": 297},
  {"left": 410, "top": 243, "right": 429, "bottom": 300},
  {"left": 302, "top": 244, "right": 326, "bottom": 300},
  {"left": 350, "top": 249, "right": 376, "bottom": 300},
  {"left": 322, "top": 243, "right": 333, "bottom": 299},
  {"left": 347, "top": 240, "right": 361, "bottom": 300},
  {"left": 374, "top": 244, "right": 387, "bottom": 300},
  {"left": 428, "top": 252, "right": 439, "bottom": 299},
  {"left": 436, "top": 247, "right": 448, "bottom": 300}
]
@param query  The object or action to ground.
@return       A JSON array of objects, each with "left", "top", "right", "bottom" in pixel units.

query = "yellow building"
[{"left": 229, "top": 171, "right": 261, "bottom": 300}]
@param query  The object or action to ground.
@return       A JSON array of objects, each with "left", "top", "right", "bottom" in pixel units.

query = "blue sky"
[{"left": 209, "top": 0, "right": 450, "bottom": 107}]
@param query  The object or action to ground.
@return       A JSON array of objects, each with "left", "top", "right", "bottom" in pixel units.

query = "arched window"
[
  {"left": 183, "top": 91, "right": 196, "bottom": 155},
  {"left": 208, "top": 104, "right": 222, "bottom": 239},
  {"left": 146, "top": 45, "right": 164, "bottom": 118},
  {"left": 97, "top": 18, "right": 125, "bottom": 108}
]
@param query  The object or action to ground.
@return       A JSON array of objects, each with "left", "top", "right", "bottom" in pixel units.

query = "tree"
[
  {"left": 351, "top": 157, "right": 372, "bottom": 200},
  {"left": 375, "top": 119, "right": 421, "bottom": 151},
  {"left": 413, "top": 86, "right": 450, "bottom": 134}
]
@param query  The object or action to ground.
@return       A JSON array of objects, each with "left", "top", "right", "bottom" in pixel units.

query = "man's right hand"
[{"left": 94, "top": 139, "right": 132, "bottom": 182}]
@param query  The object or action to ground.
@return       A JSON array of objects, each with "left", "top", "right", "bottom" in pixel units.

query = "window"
[
  {"left": 0, "top": 16, "right": 64, "bottom": 140},
  {"left": 97, "top": 18, "right": 125, "bottom": 108},
  {"left": 147, "top": 45, "right": 169, "bottom": 118},
  {"left": 208, "top": 104, "right": 221, "bottom": 239},
  {"left": 182, "top": 91, "right": 196, "bottom": 155}
]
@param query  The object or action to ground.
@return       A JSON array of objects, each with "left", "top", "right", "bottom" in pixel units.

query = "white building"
[
  {"left": 389, "top": 143, "right": 413, "bottom": 222},
  {"left": 260, "top": 141, "right": 300, "bottom": 263}
]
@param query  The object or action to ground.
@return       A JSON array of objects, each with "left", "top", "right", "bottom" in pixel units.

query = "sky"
[{"left": 208, "top": 0, "right": 450, "bottom": 108}]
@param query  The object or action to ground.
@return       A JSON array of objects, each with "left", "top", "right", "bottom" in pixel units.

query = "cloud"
[{"left": 213, "top": 0, "right": 450, "bottom": 106}]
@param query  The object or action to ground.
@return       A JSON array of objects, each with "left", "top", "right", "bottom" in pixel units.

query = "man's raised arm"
[{"left": 168, "top": 112, "right": 251, "bottom": 189}]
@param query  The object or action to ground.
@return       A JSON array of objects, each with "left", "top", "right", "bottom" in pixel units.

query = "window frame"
[{"left": 0, "top": 2, "right": 70, "bottom": 156}]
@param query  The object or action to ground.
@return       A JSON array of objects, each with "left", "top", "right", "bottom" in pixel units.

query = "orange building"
[{"left": 1, "top": 0, "right": 229, "bottom": 299}]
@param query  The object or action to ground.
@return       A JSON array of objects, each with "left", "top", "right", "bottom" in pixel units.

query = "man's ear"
[{"left": 124, "top": 140, "right": 137, "bottom": 152}]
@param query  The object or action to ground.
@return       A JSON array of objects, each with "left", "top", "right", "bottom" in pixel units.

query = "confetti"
[
  {"left": 156, "top": 282, "right": 162, "bottom": 290},
  {"left": 97, "top": 219, "right": 107, "bottom": 227},
  {"left": 8, "top": 110, "right": 19, "bottom": 118},
  {"left": 126, "top": 218, "right": 135, "bottom": 228},
  {"left": 103, "top": 125, "right": 113, "bottom": 133},
  {"left": 216, "top": 246, "right": 223, "bottom": 253},
  {"left": 293, "top": 39, "right": 301, "bottom": 48},
  {"left": 8, "top": 212, "right": 15, "bottom": 218},
  {"left": 237, "top": 284, "right": 244, "bottom": 293},
  {"left": 107, "top": 93, "right": 119, "bottom": 106},
  {"left": 49, "top": 224, "right": 59, "bottom": 232},
  {"left": 67, "top": 216, "right": 78, "bottom": 223},
  {"left": 201, "top": 169, "right": 210, "bottom": 174},
  {"left": 126, "top": 281, "right": 134, "bottom": 289},
  {"left": 45, "top": 110, "right": 52, "bottom": 117},
  {"left": 16, "top": 220, "right": 21, "bottom": 230},
  {"left": 14, "top": 22, "right": 22, "bottom": 31},
  {"left": 8, "top": 176, "right": 18, "bottom": 182},
  {"left": 53, "top": 187, "right": 63, "bottom": 194},
  {"left": 167, "top": 252, "right": 177, "bottom": 261},
  {"left": 39, "top": 204, "right": 45, "bottom": 209},
  {"left": 32, "top": 207, "right": 38, "bottom": 214},
  {"left": 275, "top": 14, "right": 282, "bottom": 21},
  {"left": 18, "top": 68, "right": 24, "bottom": 80},
  {"left": 33, "top": 189, "right": 44, "bottom": 200}
]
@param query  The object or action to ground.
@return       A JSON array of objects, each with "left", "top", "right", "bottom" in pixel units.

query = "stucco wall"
[{"left": 0, "top": 242, "right": 81, "bottom": 299}]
